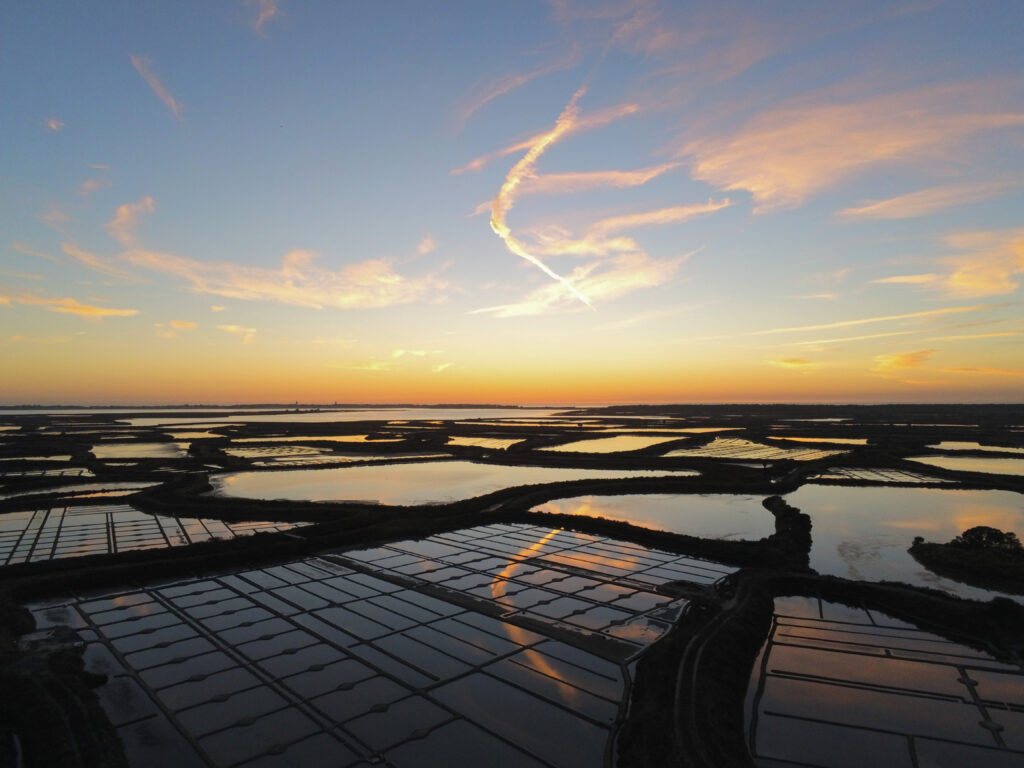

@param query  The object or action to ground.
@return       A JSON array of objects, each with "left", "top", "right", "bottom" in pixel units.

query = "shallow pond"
[
  {"left": 446, "top": 437, "right": 524, "bottom": 450},
  {"left": 784, "top": 485, "right": 1024, "bottom": 601},
  {"left": 91, "top": 442, "right": 189, "bottom": 459},
  {"left": 530, "top": 494, "right": 775, "bottom": 539},
  {"left": 542, "top": 436, "right": 681, "bottom": 453},
  {"left": 664, "top": 437, "right": 844, "bottom": 461},
  {"left": 928, "top": 441, "right": 1024, "bottom": 454},
  {"left": 211, "top": 462, "right": 698, "bottom": 505},
  {"left": 908, "top": 455, "right": 1024, "bottom": 476}
]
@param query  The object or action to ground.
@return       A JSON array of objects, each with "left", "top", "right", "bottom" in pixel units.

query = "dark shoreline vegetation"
[{"left": 1, "top": 403, "right": 1022, "bottom": 767}]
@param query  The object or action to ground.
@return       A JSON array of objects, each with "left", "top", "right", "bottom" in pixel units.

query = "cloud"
[
  {"left": 218, "top": 324, "right": 256, "bottom": 344},
  {"left": 517, "top": 163, "right": 679, "bottom": 197},
  {"left": 928, "top": 329, "right": 1024, "bottom": 341},
  {"left": 12, "top": 242, "right": 57, "bottom": 262},
  {"left": 526, "top": 199, "right": 729, "bottom": 258},
  {"left": 45, "top": 118, "right": 64, "bottom": 132},
  {"left": 417, "top": 235, "right": 437, "bottom": 255},
  {"left": 459, "top": 45, "right": 581, "bottom": 124},
  {"left": 874, "top": 274, "right": 940, "bottom": 286},
  {"left": 61, "top": 243, "right": 136, "bottom": 280},
  {"left": 78, "top": 178, "right": 110, "bottom": 196},
  {"left": 125, "top": 248, "right": 447, "bottom": 309},
  {"left": 768, "top": 357, "right": 818, "bottom": 372},
  {"left": 106, "top": 196, "right": 155, "bottom": 246},
  {"left": 391, "top": 349, "right": 442, "bottom": 358},
  {"left": 836, "top": 180, "right": 1021, "bottom": 220},
  {"left": 872, "top": 349, "right": 936, "bottom": 373},
  {"left": 8, "top": 334, "right": 76, "bottom": 344},
  {"left": 432, "top": 362, "right": 453, "bottom": 373},
  {"left": 155, "top": 320, "right": 198, "bottom": 339},
  {"left": 0, "top": 290, "right": 138, "bottom": 318},
  {"left": 943, "top": 366, "right": 1024, "bottom": 376},
  {"left": 472, "top": 250, "right": 690, "bottom": 317},
  {"left": 782, "top": 330, "right": 918, "bottom": 348},
  {"left": 332, "top": 361, "right": 396, "bottom": 372},
  {"left": 489, "top": 86, "right": 593, "bottom": 308},
  {"left": 682, "top": 84, "right": 1024, "bottom": 212},
  {"left": 130, "top": 55, "right": 183, "bottom": 119},
  {"left": 451, "top": 102, "right": 640, "bottom": 175},
  {"left": 38, "top": 207, "right": 70, "bottom": 229},
  {"left": 940, "top": 229, "right": 1024, "bottom": 298},
  {"left": 211, "top": 305, "right": 226, "bottom": 312},
  {"left": 754, "top": 304, "right": 990, "bottom": 335},
  {"left": 248, "top": 0, "right": 280, "bottom": 35}
]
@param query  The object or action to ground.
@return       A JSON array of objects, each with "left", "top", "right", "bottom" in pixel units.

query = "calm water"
[
  {"left": 784, "top": 485, "right": 1024, "bottom": 601},
  {"left": 542, "top": 436, "right": 680, "bottom": 453},
  {"left": 91, "top": 442, "right": 189, "bottom": 459},
  {"left": 211, "top": 461, "right": 697, "bottom": 505},
  {"left": 530, "top": 494, "right": 776, "bottom": 539},
  {"left": 928, "top": 441, "right": 1024, "bottom": 454},
  {"left": 908, "top": 455, "right": 1024, "bottom": 476}
]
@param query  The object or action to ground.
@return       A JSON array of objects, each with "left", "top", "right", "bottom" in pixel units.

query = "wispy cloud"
[
  {"left": 754, "top": 304, "right": 990, "bottom": 335},
  {"left": 459, "top": 44, "right": 581, "bottom": 124},
  {"left": 8, "top": 334, "right": 77, "bottom": 344},
  {"left": 872, "top": 349, "right": 936, "bottom": 373},
  {"left": 927, "top": 329, "right": 1024, "bottom": 341},
  {"left": 126, "top": 248, "right": 447, "bottom": 310},
  {"left": 155, "top": 320, "right": 198, "bottom": 339},
  {"left": 39, "top": 207, "right": 70, "bottom": 230},
  {"left": 517, "top": 163, "right": 679, "bottom": 197},
  {"left": 528, "top": 199, "right": 729, "bottom": 258},
  {"left": 130, "top": 55, "right": 183, "bottom": 119},
  {"left": 768, "top": 357, "right": 818, "bottom": 372},
  {"left": 488, "top": 86, "right": 593, "bottom": 308},
  {"left": 44, "top": 117, "right": 64, "bottom": 132},
  {"left": 451, "top": 102, "right": 640, "bottom": 175},
  {"left": 12, "top": 242, "right": 57, "bottom": 262},
  {"left": 432, "top": 362, "right": 453, "bottom": 373},
  {"left": 836, "top": 180, "right": 1021, "bottom": 220},
  {"left": 392, "top": 349, "right": 442, "bottom": 358},
  {"left": 0, "top": 290, "right": 138, "bottom": 318},
  {"left": 78, "top": 177, "right": 110, "bottom": 196},
  {"left": 417, "top": 235, "right": 437, "bottom": 255},
  {"left": 106, "top": 196, "right": 155, "bottom": 246},
  {"left": 943, "top": 366, "right": 1024, "bottom": 377},
  {"left": 874, "top": 229, "right": 1024, "bottom": 299},
  {"left": 218, "top": 324, "right": 256, "bottom": 344},
  {"left": 61, "top": 243, "right": 136, "bottom": 280},
  {"left": 472, "top": 250, "right": 690, "bottom": 317},
  {"left": 874, "top": 274, "right": 940, "bottom": 286},
  {"left": 248, "top": 0, "right": 280, "bottom": 35},
  {"left": 211, "top": 305, "right": 226, "bottom": 312},
  {"left": 782, "top": 330, "right": 918, "bottom": 348},
  {"left": 941, "top": 229, "right": 1024, "bottom": 298},
  {"left": 683, "top": 84, "right": 1024, "bottom": 212}
]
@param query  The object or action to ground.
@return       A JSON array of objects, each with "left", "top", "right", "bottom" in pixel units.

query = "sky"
[{"left": 2, "top": 1, "right": 1023, "bottom": 405}]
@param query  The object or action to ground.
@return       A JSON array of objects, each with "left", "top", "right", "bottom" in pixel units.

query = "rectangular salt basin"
[
  {"left": 530, "top": 494, "right": 776, "bottom": 540},
  {"left": 211, "top": 461, "right": 697, "bottom": 505},
  {"left": 542, "top": 436, "right": 682, "bottom": 453}
]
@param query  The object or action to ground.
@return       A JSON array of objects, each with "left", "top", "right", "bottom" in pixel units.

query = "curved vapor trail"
[{"left": 489, "top": 87, "right": 594, "bottom": 309}]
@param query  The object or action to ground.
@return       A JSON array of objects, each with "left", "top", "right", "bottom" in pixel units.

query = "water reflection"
[
  {"left": 542, "top": 436, "right": 680, "bottom": 453},
  {"left": 747, "top": 597, "right": 1024, "bottom": 768},
  {"left": 785, "top": 485, "right": 1024, "bottom": 601},
  {"left": 212, "top": 461, "right": 696, "bottom": 505},
  {"left": 908, "top": 455, "right": 1024, "bottom": 476},
  {"left": 531, "top": 494, "right": 774, "bottom": 539}
]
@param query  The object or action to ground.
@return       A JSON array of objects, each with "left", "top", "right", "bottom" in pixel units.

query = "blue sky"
[{"left": 3, "top": 1, "right": 1023, "bottom": 404}]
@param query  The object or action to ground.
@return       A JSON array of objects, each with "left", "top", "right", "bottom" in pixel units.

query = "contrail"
[{"left": 489, "top": 87, "right": 594, "bottom": 309}]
